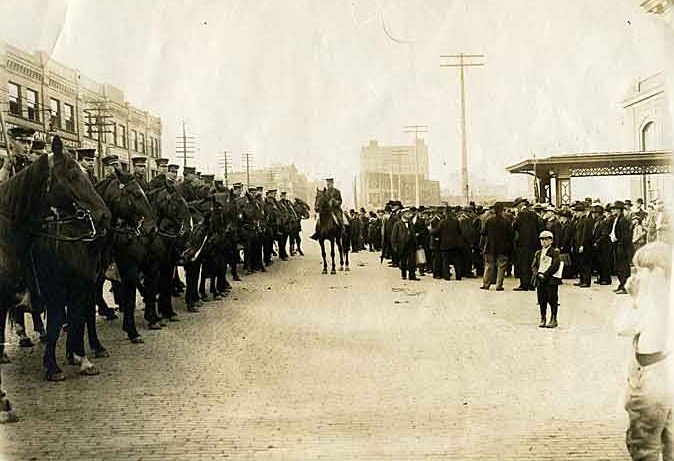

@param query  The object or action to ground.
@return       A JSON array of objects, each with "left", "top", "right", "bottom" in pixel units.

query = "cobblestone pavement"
[{"left": 0, "top": 240, "right": 633, "bottom": 460}]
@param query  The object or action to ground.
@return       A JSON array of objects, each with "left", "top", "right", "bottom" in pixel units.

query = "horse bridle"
[{"left": 31, "top": 154, "right": 101, "bottom": 242}]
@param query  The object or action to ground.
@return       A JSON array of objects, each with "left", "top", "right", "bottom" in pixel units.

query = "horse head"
[
  {"left": 314, "top": 188, "right": 330, "bottom": 213},
  {"left": 46, "top": 136, "right": 111, "bottom": 230},
  {"left": 98, "top": 169, "right": 157, "bottom": 236}
]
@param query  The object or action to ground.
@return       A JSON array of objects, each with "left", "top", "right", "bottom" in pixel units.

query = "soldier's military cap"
[
  {"left": 183, "top": 166, "right": 196, "bottom": 175},
  {"left": 533, "top": 203, "right": 544, "bottom": 210},
  {"left": 266, "top": 189, "right": 277, "bottom": 194},
  {"left": 201, "top": 174, "right": 214, "bottom": 184},
  {"left": 8, "top": 126, "right": 36, "bottom": 140},
  {"left": 131, "top": 156, "right": 147, "bottom": 166},
  {"left": 196, "top": 172, "right": 202, "bottom": 177},
  {"left": 76, "top": 148, "right": 96, "bottom": 160},
  {"left": 280, "top": 191, "right": 287, "bottom": 195},
  {"left": 214, "top": 179, "right": 224, "bottom": 187},
  {"left": 168, "top": 164, "right": 180, "bottom": 172},
  {"left": 32, "top": 140, "right": 48, "bottom": 153},
  {"left": 232, "top": 182, "right": 243, "bottom": 189},
  {"left": 155, "top": 158, "right": 169, "bottom": 167},
  {"left": 101, "top": 154, "right": 120, "bottom": 166},
  {"left": 256, "top": 186, "right": 264, "bottom": 191}
]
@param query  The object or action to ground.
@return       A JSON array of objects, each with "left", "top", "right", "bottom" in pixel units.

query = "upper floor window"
[
  {"left": 131, "top": 130, "right": 138, "bottom": 151},
  {"left": 26, "top": 89, "right": 39, "bottom": 121},
  {"left": 50, "top": 98, "right": 61, "bottom": 130},
  {"left": 119, "top": 124, "right": 127, "bottom": 148},
  {"left": 8, "top": 82, "right": 20, "bottom": 116},
  {"left": 139, "top": 133, "right": 145, "bottom": 154},
  {"left": 63, "top": 103, "right": 75, "bottom": 132}
]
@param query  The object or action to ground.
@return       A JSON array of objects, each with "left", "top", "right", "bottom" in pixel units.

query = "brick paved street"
[{"left": 0, "top": 240, "right": 633, "bottom": 460}]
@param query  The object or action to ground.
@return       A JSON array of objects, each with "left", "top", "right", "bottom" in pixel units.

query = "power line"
[
  {"left": 441, "top": 53, "right": 485, "bottom": 205},
  {"left": 217, "top": 150, "right": 232, "bottom": 186}
]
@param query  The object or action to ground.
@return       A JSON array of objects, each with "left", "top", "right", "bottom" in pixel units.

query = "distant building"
[
  {"left": 358, "top": 139, "right": 441, "bottom": 208},
  {"left": 227, "top": 164, "right": 316, "bottom": 204},
  {"left": 0, "top": 39, "right": 162, "bottom": 179}
]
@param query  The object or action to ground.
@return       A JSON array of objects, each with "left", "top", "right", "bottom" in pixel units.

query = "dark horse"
[
  {"left": 95, "top": 171, "right": 157, "bottom": 341},
  {"left": 314, "top": 188, "right": 345, "bottom": 274},
  {"left": 0, "top": 136, "right": 110, "bottom": 418}
]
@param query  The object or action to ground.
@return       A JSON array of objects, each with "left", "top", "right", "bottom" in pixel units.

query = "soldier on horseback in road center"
[{"left": 311, "top": 178, "right": 343, "bottom": 240}]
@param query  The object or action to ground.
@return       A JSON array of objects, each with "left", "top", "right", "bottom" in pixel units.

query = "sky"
[{"left": 0, "top": 0, "right": 668, "bottom": 205}]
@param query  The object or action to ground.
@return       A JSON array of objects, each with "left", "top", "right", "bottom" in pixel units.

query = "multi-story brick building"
[
  {"left": 0, "top": 39, "right": 162, "bottom": 178},
  {"left": 358, "top": 139, "right": 441, "bottom": 209}
]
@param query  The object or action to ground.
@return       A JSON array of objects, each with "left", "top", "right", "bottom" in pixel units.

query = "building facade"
[
  {"left": 0, "top": 39, "right": 162, "bottom": 179},
  {"left": 623, "top": 72, "right": 672, "bottom": 201},
  {"left": 358, "top": 139, "right": 441, "bottom": 208}
]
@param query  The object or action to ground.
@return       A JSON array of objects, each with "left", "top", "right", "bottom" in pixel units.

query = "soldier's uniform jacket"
[
  {"left": 178, "top": 178, "right": 199, "bottom": 203},
  {"left": 264, "top": 197, "right": 282, "bottom": 234},
  {"left": 133, "top": 172, "right": 148, "bottom": 192},
  {"left": 324, "top": 187, "right": 342, "bottom": 211},
  {"left": 148, "top": 173, "right": 176, "bottom": 193}
]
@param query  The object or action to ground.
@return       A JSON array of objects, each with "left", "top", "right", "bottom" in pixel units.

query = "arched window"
[{"left": 641, "top": 121, "right": 656, "bottom": 151}]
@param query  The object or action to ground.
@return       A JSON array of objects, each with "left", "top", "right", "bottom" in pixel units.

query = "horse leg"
[
  {"left": 345, "top": 242, "right": 350, "bottom": 271},
  {"left": 43, "top": 297, "right": 66, "bottom": 381},
  {"left": 67, "top": 282, "right": 99, "bottom": 376},
  {"left": 337, "top": 237, "right": 344, "bottom": 270},
  {"left": 320, "top": 240, "right": 327, "bottom": 274},
  {"left": 118, "top": 262, "right": 143, "bottom": 343},
  {"left": 0, "top": 299, "right": 9, "bottom": 364},
  {"left": 330, "top": 239, "right": 336, "bottom": 274}
]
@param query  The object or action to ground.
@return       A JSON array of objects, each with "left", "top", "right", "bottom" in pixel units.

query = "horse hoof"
[
  {"left": 339, "top": 267, "right": 344, "bottom": 271},
  {"left": 330, "top": 270, "right": 336, "bottom": 275},
  {"left": 0, "top": 353, "right": 10, "bottom": 364},
  {"left": 147, "top": 323, "right": 162, "bottom": 331},
  {"left": 345, "top": 267, "right": 350, "bottom": 272},
  {"left": 45, "top": 372, "right": 65, "bottom": 382},
  {"left": 93, "top": 349, "right": 110, "bottom": 358},
  {"left": 80, "top": 365, "right": 100, "bottom": 376},
  {"left": 0, "top": 410, "right": 18, "bottom": 424},
  {"left": 321, "top": 270, "right": 327, "bottom": 275},
  {"left": 129, "top": 336, "right": 144, "bottom": 344}
]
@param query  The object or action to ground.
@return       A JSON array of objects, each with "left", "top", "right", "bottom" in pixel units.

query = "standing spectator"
[
  {"left": 391, "top": 208, "right": 419, "bottom": 281},
  {"left": 611, "top": 200, "right": 633, "bottom": 294},
  {"left": 432, "top": 207, "right": 465, "bottom": 280},
  {"left": 480, "top": 202, "right": 513, "bottom": 291},
  {"left": 572, "top": 203, "right": 594, "bottom": 288},
  {"left": 615, "top": 241, "right": 672, "bottom": 461},
  {"left": 531, "top": 230, "right": 562, "bottom": 328},
  {"left": 632, "top": 216, "right": 647, "bottom": 252},
  {"left": 646, "top": 202, "right": 658, "bottom": 243},
  {"left": 413, "top": 207, "right": 429, "bottom": 276},
  {"left": 428, "top": 209, "right": 443, "bottom": 279},
  {"left": 656, "top": 200, "right": 670, "bottom": 243},
  {"left": 513, "top": 198, "right": 543, "bottom": 291},
  {"left": 594, "top": 203, "right": 613, "bottom": 286}
]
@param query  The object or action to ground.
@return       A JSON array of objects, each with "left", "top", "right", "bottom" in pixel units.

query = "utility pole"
[
  {"left": 441, "top": 53, "right": 485, "bottom": 205},
  {"left": 217, "top": 150, "right": 232, "bottom": 186},
  {"left": 392, "top": 148, "right": 407, "bottom": 202},
  {"left": 175, "top": 120, "right": 196, "bottom": 168},
  {"left": 83, "top": 98, "right": 115, "bottom": 178},
  {"left": 241, "top": 152, "right": 253, "bottom": 189},
  {"left": 404, "top": 125, "right": 428, "bottom": 207}
]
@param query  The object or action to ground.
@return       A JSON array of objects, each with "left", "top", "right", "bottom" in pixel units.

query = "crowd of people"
[{"left": 340, "top": 196, "right": 671, "bottom": 327}]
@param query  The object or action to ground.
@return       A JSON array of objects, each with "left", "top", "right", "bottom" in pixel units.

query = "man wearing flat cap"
[
  {"left": 0, "top": 126, "right": 36, "bottom": 181},
  {"left": 609, "top": 200, "right": 632, "bottom": 294}
]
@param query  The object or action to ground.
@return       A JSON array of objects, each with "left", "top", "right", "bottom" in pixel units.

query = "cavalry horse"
[
  {"left": 290, "top": 198, "right": 311, "bottom": 256},
  {"left": 95, "top": 171, "right": 157, "bottom": 340},
  {"left": 0, "top": 135, "right": 111, "bottom": 418},
  {"left": 314, "top": 188, "right": 345, "bottom": 274},
  {"left": 145, "top": 183, "right": 190, "bottom": 321}
]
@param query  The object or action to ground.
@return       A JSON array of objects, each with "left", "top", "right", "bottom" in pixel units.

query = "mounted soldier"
[
  {"left": 75, "top": 148, "right": 98, "bottom": 184},
  {"left": 263, "top": 189, "right": 281, "bottom": 264},
  {"left": 131, "top": 156, "right": 149, "bottom": 192},
  {"left": 311, "top": 178, "right": 343, "bottom": 240}
]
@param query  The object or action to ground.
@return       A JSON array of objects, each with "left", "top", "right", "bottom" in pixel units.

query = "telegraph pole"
[
  {"left": 404, "top": 125, "right": 428, "bottom": 207},
  {"left": 175, "top": 120, "right": 196, "bottom": 168},
  {"left": 83, "top": 98, "right": 115, "bottom": 178},
  {"left": 217, "top": 150, "right": 232, "bottom": 186},
  {"left": 441, "top": 53, "right": 485, "bottom": 205},
  {"left": 241, "top": 152, "right": 253, "bottom": 189}
]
